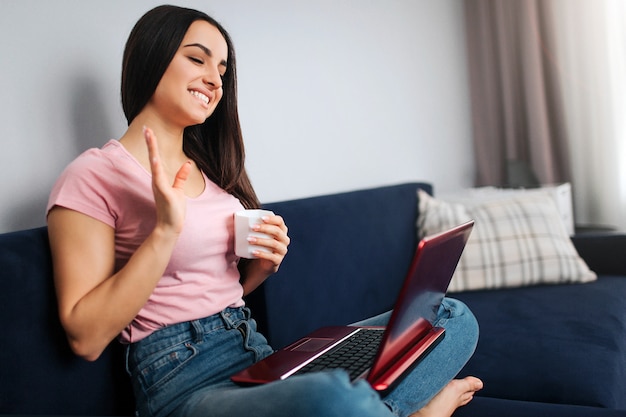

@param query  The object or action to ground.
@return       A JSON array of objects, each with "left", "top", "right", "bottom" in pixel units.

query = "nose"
[{"left": 203, "top": 65, "right": 223, "bottom": 90}]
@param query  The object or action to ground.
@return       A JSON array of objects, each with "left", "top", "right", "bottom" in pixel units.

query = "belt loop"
[
  {"left": 190, "top": 320, "right": 204, "bottom": 343},
  {"left": 219, "top": 309, "right": 235, "bottom": 329}
]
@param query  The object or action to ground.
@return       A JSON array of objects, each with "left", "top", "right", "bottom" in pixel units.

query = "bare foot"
[{"left": 410, "top": 376, "right": 483, "bottom": 417}]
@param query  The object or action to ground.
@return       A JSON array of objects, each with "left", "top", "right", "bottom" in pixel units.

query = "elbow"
[
  {"left": 59, "top": 314, "right": 107, "bottom": 361},
  {"left": 58, "top": 309, "right": 110, "bottom": 361},
  {"left": 67, "top": 336, "right": 105, "bottom": 362}
]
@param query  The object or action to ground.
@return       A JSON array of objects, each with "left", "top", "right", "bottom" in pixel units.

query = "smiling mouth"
[{"left": 189, "top": 90, "right": 209, "bottom": 105}]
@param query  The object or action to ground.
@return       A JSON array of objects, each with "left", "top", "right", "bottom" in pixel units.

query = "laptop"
[{"left": 231, "top": 220, "right": 474, "bottom": 394}]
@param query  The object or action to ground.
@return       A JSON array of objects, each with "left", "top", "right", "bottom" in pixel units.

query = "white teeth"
[{"left": 189, "top": 90, "right": 209, "bottom": 105}]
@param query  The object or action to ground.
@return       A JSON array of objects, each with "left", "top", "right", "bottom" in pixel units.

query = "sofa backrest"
[
  {"left": 0, "top": 227, "right": 134, "bottom": 415},
  {"left": 250, "top": 182, "right": 431, "bottom": 348}
]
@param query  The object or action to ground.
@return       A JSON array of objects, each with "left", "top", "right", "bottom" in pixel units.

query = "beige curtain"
[
  {"left": 547, "top": 0, "right": 626, "bottom": 230},
  {"left": 464, "top": 0, "right": 571, "bottom": 187}
]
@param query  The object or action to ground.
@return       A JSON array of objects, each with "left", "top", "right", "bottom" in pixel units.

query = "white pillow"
[
  {"left": 417, "top": 189, "right": 597, "bottom": 292},
  {"left": 439, "top": 183, "right": 575, "bottom": 236}
]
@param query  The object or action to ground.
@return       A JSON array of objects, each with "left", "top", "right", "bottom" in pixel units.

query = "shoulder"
[
  {"left": 57, "top": 140, "right": 147, "bottom": 188},
  {"left": 47, "top": 140, "right": 143, "bottom": 225},
  {"left": 64, "top": 140, "right": 125, "bottom": 175}
]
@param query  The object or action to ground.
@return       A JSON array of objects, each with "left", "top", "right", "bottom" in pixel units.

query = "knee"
[
  {"left": 441, "top": 298, "right": 476, "bottom": 323},
  {"left": 439, "top": 297, "right": 479, "bottom": 347},
  {"left": 441, "top": 297, "right": 469, "bottom": 314}
]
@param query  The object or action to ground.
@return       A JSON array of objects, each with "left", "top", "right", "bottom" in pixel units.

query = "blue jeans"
[{"left": 125, "top": 298, "right": 478, "bottom": 417}]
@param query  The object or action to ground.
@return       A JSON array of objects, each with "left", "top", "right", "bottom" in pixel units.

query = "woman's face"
[{"left": 150, "top": 20, "right": 228, "bottom": 127}]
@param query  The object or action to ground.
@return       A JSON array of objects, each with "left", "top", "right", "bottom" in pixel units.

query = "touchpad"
[{"left": 290, "top": 338, "right": 334, "bottom": 352}]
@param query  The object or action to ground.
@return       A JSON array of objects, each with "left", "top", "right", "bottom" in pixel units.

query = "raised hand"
[{"left": 143, "top": 126, "right": 192, "bottom": 235}]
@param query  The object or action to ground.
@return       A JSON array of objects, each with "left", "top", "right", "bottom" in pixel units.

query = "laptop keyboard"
[{"left": 293, "top": 328, "right": 385, "bottom": 380}]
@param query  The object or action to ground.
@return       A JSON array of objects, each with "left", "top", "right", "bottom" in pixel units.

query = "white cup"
[{"left": 234, "top": 209, "right": 274, "bottom": 259}]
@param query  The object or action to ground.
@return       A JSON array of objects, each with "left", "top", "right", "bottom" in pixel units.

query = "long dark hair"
[{"left": 121, "top": 5, "right": 259, "bottom": 209}]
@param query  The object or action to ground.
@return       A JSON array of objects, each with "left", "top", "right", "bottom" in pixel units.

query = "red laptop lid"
[{"left": 367, "top": 220, "right": 473, "bottom": 387}]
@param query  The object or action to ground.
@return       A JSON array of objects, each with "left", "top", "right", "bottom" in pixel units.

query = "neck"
[{"left": 120, "top": 112, "right": 190, "bottom": 161}]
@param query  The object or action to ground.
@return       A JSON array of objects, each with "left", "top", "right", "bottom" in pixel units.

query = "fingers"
[
  {"left": 173, "top": 161, "right": 192, "bottom": 190},
  {"left": 248, "top": 215, "right": 290, "bottom": 266},
  {"left": 142, "top": 126, "right": 190, "bottom": 234},
  {"left": 143, "top": 125, "right": 192, "bottom": 189},
  {"left": 144, "top": 126, "right": 165, "bottom": 186},
  {"left": 251, "top": 215, "right": 290, "bottom": 250}
]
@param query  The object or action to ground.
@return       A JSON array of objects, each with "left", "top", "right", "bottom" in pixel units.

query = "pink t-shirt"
[{"left": 47, "top": 140, "right": 246, "bottom": 343}]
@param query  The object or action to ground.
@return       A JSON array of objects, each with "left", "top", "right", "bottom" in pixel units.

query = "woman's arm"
[
  {"left": 49, "top": 127, "right": 191, "bottom": 361},
  {"left": 48, "top": 208, "right": 180, "bottom": 361},
  {"left": 239, "top": 215, "right": 290, "bottom": 295}
]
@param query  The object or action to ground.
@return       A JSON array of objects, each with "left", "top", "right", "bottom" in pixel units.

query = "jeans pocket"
[{"left": 137, "top": 341, "right": 198, "bottom": 393}]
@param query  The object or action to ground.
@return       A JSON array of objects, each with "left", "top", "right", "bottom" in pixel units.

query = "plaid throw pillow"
[{"left": 417, "top": 189, "right": 597, "bottom": 292}]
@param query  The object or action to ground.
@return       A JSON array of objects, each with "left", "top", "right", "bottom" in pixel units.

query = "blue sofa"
[{"left": 1, "top": 182, "right": 625, "bottom": 416}]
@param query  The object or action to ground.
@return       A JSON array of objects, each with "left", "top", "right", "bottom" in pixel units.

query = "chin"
[{"left": 185, "top": 113, "right": 211, "bottom": 126}]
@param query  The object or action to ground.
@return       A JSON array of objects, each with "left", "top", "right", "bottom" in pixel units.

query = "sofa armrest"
[{"left": 571, "top": 233, "right": 626, "bottom": 276}]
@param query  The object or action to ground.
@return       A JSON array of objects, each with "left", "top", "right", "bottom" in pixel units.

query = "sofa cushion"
[
  {"left": 454, "top": 275, "right": 626, "bottom": 410},
  {"left": 0, "top": 227, "right": 133, "bottom": 415},
  {"left": 417, "top": 189, "right": 596, "bottom": 292}
]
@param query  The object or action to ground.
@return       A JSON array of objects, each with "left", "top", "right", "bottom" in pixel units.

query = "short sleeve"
[{"left": 47, "top": 148, "right": 120, "bottom": 228}]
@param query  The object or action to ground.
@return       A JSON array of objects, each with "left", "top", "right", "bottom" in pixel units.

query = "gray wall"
[{"left": 0, "top": 0, "right": 474, "bottom": 232}]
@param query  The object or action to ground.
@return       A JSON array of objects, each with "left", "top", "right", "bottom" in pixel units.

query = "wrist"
[{"left": 148, "top": 224, "right": 181, "bottom": 253}]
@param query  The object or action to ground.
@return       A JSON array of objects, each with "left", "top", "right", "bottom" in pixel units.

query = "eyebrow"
[{"left": 183, "top": 43, "right": 227, "bottom": 67}]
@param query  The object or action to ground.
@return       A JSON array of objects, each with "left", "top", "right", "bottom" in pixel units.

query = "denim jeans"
[{"left": 125, "top": 298, "right": 478, "bottom": 417}]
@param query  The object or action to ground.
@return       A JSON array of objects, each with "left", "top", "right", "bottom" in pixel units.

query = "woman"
[{"left": 47, "top": 5, "right": 482, "bottom": 417}]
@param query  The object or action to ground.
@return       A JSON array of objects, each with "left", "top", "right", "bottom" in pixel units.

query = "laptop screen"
[{"left": 367, "top": 221, "right": 473, "bottom": 381}]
